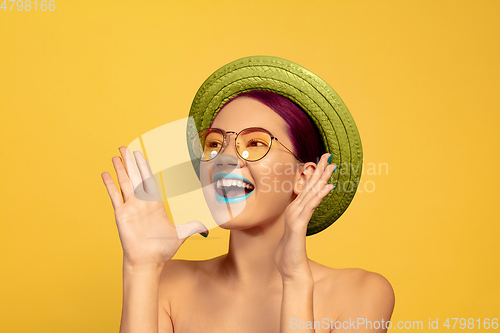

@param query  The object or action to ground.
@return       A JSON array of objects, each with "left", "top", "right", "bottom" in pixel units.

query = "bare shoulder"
[
  {"left": 333, "top": 267, "right": 392, "bottom": 291},
  {"left": 160, "top": 255, "right": 222, "bottom": 286},
  {"left": 158, "top": 256, "right": 223, "bottom": 299},
  {"left": 310, "top": 261, "right": 395, "bottom": 316},
  {"left": 160, "top": 258, "right": 200, "bottom": 281}
]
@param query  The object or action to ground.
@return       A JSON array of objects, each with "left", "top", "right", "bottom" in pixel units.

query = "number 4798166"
[{"left": 1, "top": 0, "right": 56, "bottom": 11}]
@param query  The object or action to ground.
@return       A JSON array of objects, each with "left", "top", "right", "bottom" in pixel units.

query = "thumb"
[{"left": 175, "top": 220, "right": 209, "bottom": 240}]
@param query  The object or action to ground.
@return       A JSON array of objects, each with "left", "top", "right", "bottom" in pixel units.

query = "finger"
[
  {"left": 101, "top": 171, "right": 123, "bottom": 210},
  {"left": 300, "top": 184, "right": 335, "bottom": 217},
  {"left": 296, "top": 154, "right": 332, "bottom": 205},
  {"left": 298, "top": 153, "right": 329, "bottom": 199},
  {"left": 133, "top": 151, "right": 160, "bottom": 195},
  {"left": 112, "top": 155, "right": 134, "bottom": 201},
  {"left": 174, "top": 221, "right": 209, "bottom": 240},
  {"left": 300, "top": 163, "right": 337, "bottom": 205},
  {"left": 294, "top": 166, "right": 317, "bottom": 203},
  {"left": 119, "top": 146, "right": 145, "bottom": 196},
  {"left": 305, "top": 153, "right": 331, "bottom": 189}
]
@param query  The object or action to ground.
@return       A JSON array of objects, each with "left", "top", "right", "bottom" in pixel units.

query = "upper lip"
[{"left": 213, "top": 173, "right": 254, "bottom": 187}]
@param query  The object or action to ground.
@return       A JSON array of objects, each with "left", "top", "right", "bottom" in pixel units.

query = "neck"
[{"left": 220, "top": 212, "right": 286, "bottom": 288}]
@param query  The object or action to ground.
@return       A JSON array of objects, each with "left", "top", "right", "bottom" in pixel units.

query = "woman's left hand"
[{"left": 274, "top": 153, "right": 337, "bottom": 282}]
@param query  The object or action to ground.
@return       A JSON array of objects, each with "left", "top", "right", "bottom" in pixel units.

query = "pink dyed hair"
[{"left": 209, "top": 90, "right": 326, "bottom": 163}]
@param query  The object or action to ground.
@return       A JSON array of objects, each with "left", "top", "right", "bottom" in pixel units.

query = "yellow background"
[{"left": 1, "top": 0, "right": 499, "bottom": 331}]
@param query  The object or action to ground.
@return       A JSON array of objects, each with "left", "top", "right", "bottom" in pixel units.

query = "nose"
[
  {"left": 214, "top": 153, "right": 239, "bottom": 169},
  {"left": 214, "top": 133, "right": 244, "bottom": 169}
]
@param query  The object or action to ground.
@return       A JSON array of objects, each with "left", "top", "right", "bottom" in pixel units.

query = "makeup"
[{"left": 213, "top": 173, "right": 255, "bottom": 204}]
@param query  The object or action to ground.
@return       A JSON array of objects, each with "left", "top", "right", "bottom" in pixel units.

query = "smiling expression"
[{"left": 199, "top": 97, "right": 303, "bottom": 230}]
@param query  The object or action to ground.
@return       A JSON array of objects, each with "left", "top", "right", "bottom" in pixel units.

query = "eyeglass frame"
[{"left": 191, "top": 127, "right": 304, "bottom": 163}]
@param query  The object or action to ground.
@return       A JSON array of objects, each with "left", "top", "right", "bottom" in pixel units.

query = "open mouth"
[{"left": 213, "top": 173, "right": 255, "bottom": 204}]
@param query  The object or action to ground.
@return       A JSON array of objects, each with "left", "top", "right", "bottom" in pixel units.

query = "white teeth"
[{"left": 215, "top": 178, "right": 254, "bottom": 190}]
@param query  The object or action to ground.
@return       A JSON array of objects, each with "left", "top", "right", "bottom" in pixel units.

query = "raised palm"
[
  {"left": 274, "top": 153, "right": 336, "bottom": 280},
  {"left": 101, "top": 147, "right": 207, "bottom": 267}
]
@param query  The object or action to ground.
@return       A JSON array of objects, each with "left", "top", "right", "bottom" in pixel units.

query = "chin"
[
  {"left": 202, "top": 182, "right": 257, "bottom": 227},
  {"left": 211, "top": 209, "right": 251, "bottom": 229}
]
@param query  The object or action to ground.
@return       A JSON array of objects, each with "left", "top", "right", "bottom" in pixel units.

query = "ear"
[{"left": 293, "top": 162, "right": 317, "bottom": 195}]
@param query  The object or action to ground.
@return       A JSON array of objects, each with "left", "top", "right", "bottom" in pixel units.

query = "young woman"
[{"left": 101, "top": 58, "right": 395, "bottom": 333}]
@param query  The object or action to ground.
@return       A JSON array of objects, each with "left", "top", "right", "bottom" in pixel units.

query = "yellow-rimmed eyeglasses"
[{"left": 191, "top": 127, "right": 304, "bottom": 163}]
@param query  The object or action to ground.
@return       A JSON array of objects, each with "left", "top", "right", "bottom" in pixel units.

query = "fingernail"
[
  {"left": 333, "top": 164, "right": 338, "bottom": 172},
  {"left": 200, "top": 232, "right": 208, "bottom": 238},
  {"left": 330, "top": 185, "right": 336, "bottom": 192},
  {"left": 327, "top": 154, "right": 333, "bottom": 164}
]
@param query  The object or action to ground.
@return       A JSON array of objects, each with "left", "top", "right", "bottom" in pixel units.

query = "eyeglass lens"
[{"left": 192, "top": 128, "right": 272, "bottom": 161}]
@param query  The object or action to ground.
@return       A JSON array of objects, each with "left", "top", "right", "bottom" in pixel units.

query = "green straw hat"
[{"left": 187, "top": 55, "right": 363, "bottom": 236}]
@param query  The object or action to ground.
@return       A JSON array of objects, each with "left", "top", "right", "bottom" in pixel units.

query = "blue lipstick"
[{"left": 213, "top": 173, "right": 255, "bottom": 204}]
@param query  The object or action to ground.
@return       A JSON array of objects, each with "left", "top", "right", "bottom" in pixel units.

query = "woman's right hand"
[{"left": 101, "top": 147, "right": 208, "bottom": 268}]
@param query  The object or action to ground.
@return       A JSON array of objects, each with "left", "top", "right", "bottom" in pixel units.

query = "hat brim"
[{"left": 187, "top": 55, "right": 363, "bottom": 236}]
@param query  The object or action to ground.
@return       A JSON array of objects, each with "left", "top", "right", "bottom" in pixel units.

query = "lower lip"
[{"left": 215, "top": 189, "right": 254, "bottom": 204}]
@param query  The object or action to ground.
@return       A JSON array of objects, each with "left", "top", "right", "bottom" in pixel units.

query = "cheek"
[
  {"left": 254, "top": 162, "right": 296, "bottom": 195},
  {"left": 199, "top": 161, "right": 213, "bottom": 188}
]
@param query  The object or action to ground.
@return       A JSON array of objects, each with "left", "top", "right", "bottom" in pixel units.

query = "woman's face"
[{"left": 199, "top": 97, "right": 303, "bottom": 231}]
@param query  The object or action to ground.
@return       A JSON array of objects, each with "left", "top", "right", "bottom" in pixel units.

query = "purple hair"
[{"left": 210, "top": 90, "right": 326, "bottom": 163}]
